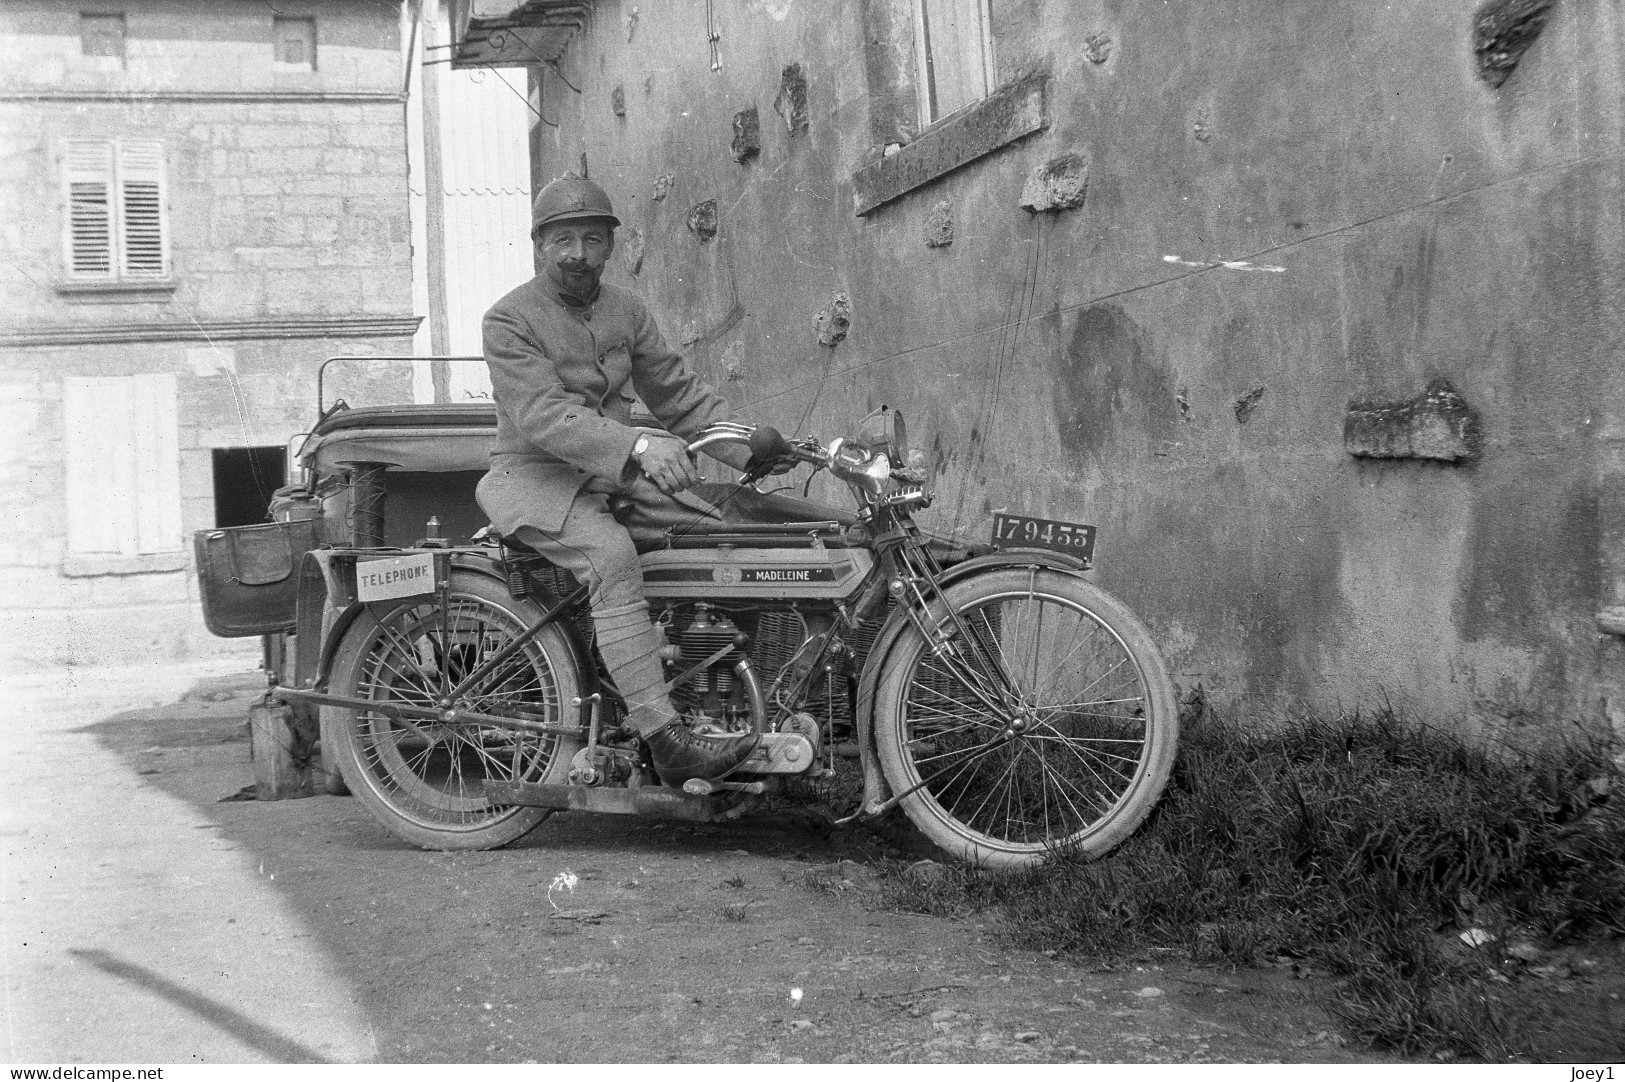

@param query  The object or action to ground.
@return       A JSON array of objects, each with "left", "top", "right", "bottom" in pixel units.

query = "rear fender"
[{"left": 295, "top": 547, "right": 596, "bottom": 695}]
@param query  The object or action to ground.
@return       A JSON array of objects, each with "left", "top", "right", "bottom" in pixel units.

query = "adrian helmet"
[{"left": 531, "top": 175, "right": 621, "bottom": 234}]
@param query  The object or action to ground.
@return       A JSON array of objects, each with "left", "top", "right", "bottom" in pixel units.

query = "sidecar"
[{"left": 194, "top": 357, "right": 504, "bottom": 797}]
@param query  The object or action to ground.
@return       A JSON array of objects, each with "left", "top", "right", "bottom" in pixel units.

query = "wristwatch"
[{"left": 631, "top": 433, "right": 651, "bottom": 469}]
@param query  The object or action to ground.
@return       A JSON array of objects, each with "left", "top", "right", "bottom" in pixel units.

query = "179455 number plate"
[{"left": 991, "top": 513, "right": 1097, "bottom": 563}]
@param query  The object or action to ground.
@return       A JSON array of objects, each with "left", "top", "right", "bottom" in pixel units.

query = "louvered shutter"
[
  {"left": 117, "top": 141, "right": 168, "bottom": 278},
  {"left": 64, "top": 141, "right": 114, "bottom": 278}
]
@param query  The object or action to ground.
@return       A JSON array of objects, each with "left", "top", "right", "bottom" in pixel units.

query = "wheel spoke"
[
  {"left": 1020, "top": 740, "right": 1091, "bottom": 832},
  {"left": 1038, "top": 695, "right": 1145, "bottom": 712},
  {"left": 1035, "top": 642, "right": 1131, "bottom": 708},
  {"left": 1025, "top": 727, "right": 1129, "bottom": 795}
]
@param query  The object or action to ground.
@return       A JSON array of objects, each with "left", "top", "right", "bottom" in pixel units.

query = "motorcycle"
[{"left": 265, "top": 404, "right": 1179, "bottom": 871}]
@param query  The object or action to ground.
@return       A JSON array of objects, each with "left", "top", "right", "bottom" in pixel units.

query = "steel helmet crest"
[{"left": 531, "top": 175, "right": 621, "bottom": 234}]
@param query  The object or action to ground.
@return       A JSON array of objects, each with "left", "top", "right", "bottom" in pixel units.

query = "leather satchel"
[{"left": 193, "top": 519, "right": 323, "bottom": 637}]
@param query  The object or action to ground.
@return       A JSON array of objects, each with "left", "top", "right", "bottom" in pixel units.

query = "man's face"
[{"left": 535, "top": 217, "right": 615, "bottom": 298}]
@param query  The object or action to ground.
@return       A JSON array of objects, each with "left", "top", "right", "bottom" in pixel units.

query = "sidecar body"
[{"left": 194, "top": 357, "right": 506, "bottom": 796}]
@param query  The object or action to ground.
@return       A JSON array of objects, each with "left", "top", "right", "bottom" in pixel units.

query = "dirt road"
[{"left": 3, "top": 663, "right": 1402, "bottom": 1064}]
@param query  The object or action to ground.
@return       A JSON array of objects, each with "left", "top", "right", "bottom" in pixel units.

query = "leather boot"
[{"left": 644, "top": 722, "right": 761, "bottom": 787}]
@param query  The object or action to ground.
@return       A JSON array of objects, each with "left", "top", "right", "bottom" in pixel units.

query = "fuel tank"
[{"left": 640, "top": 546, "right": 874, "bottom": 602}]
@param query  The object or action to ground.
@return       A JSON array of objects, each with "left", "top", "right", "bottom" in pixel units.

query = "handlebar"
[
  {"left": 685, "top": 423, "right": 756, "bottom": 457},
  {"left": 685, "top": 423, "right": 826, "bottom": 469},
  {"left": 683, "top": 421, "right": 928, "bottom": 503}
]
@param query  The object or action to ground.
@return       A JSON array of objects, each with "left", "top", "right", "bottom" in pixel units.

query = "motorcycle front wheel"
[
  {"left": 873, "top": 567, "right": 1178, "bottom": 870},
  {"left": 324, "top": 569, "right": 582, "bottom": 850}
]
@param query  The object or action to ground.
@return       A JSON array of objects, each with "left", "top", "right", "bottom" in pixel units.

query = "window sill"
[
  {"left": 851, "top": 69, "right": 1049, "bottom": 216},
  {"left": 56, "top": 279, "right": 179, "bottom": 304},
  {"left": 63, "top": 551, "right": 189, "bottom": 577}
]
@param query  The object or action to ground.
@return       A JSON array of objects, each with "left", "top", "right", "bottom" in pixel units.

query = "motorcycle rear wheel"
[
  {"left": 326, "top": 569, "right": 582, "bottom": 850},
  {"left": 873, "top": 567, "right": 1178, "bottom": 870}
]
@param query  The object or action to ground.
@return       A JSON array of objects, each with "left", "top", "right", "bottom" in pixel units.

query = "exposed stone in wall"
[
  {"left": 652, "top": 173, "right": 675, "bottom": 201},
  {"left": 731, "top": 106, "right": 761, "bottom": 163},
  {"left": 1176, "top": 388, "right": 1194, "bottom": 423},
  {"left": 924, "top": 200, "right": 954, "bottom": 247},
  {"left": 1473, "top": 0, "right": 1555, "bottom": 88},
  {"left": 1192, "top": 109, "right": 1213, "bottom": 143},
  {"left": 1020, "top": 153, "right": 1088, "bottom": 213},
  {"left": 1083, "top": 33, "right": 1113, "bottom": 64},
  {"left": 815, "top": 292, "right": 851, "bottom": 346},
  {"left": 686, "top": 199, "right": 718, "bottom": 242},
  {"left": 774, "top": 63, "right": 810, "bottom": 137},
  {"left": 1233, "top": 386, "right": 1265, "bottom": 424},
  {"left": 1344, "top": 379, "right": 1481, "bottom": 462},
  {"left": 620, "top": 226, "right": 644, "bottom": 276},
  {"left": 611, "top": 84, "right": 626, "bottom": 118}
]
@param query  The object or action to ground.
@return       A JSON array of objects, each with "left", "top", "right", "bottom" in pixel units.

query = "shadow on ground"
[{"left": 80, "top": 669, "right": 1411, "bottom": 1064}]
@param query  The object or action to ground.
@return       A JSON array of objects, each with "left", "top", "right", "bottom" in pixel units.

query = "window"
[
  {"left": 61, "top": 140, "right": 169, "bottom": 281},
  {"left": 79, "top": 12, "right": 125, "bottom": 59},
  {"left": 63, "top": 375, "right": 184, "bottom": 575},
  {"left": 914, "top": 0, "right": 994, "bottom": 126},
  {"left": 273, "top": 16, "right": 316, "bottom": 70}
]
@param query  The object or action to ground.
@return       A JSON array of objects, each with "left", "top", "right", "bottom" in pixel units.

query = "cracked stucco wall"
[{"left": 533, "top": 0, "right": 1623, "bottom": 729}]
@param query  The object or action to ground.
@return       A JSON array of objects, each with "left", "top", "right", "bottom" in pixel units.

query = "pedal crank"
[{"left": 681, "top": 777, "right": 768, "bottom": 796}]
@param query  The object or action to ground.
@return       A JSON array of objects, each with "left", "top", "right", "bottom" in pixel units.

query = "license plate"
[
  {"left": 991, "top": 513, "right": 1097, "bottom": 562},
  {"left": 356, "top": 552, "right": 438, "bottom": 602}
]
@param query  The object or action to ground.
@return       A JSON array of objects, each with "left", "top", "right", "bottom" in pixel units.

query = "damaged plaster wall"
[{"left": 535, "top": 0, "right": 1623, "bottom": 729}]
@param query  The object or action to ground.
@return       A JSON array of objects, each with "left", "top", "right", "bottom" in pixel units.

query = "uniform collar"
[{"left": 554, "top": 283, "right": 602, "bottom": 309}]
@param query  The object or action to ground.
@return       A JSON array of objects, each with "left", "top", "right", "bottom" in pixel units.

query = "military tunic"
[{"left": 475, "top": 275, "right": 734, "bottom": 611}]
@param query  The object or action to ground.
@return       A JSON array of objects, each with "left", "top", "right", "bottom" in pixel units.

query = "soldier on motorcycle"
[{"left": 475, "top": 175, "right": 763, "bottom": 787}]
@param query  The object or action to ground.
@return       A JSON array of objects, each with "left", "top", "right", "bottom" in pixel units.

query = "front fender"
[{"left": 935, "top": 547, "right": 1090, "bottom": 588}]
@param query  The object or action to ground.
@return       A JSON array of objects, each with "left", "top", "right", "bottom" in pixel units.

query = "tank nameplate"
[
  {"left": 641, "top": 547, "right": 873, "bottom": 600},
  {"left": 743, "top": 568, "right": 833, "bottom": 582}
]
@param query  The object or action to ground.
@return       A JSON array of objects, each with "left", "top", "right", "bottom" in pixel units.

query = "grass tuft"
[{"left": 874, "top": 700, "right": 1625, "bottom": 1060}]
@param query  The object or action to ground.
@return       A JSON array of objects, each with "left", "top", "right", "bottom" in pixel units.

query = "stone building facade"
[
  {"left": 469, "top": 0, "right": 1624, "bottom": 731},
  {"left": 0, "top": 0, "right": 416, "bottom": 669}
]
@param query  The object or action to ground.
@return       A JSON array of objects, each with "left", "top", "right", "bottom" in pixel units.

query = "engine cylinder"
[{"left": 679, "top": 604, "right": 742, "bottom": 693}]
